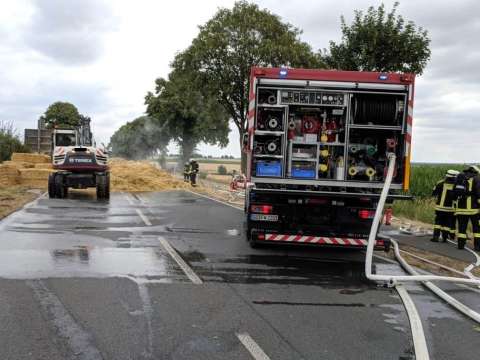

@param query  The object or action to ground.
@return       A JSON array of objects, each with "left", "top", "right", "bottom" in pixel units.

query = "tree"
[
  {"left": 109, "top": 116, "right": 169, "bottom": 160},
  {"left": 323, "top": 2, "right": 431, "bottom": 74},
  {"left": 145, "top": 68, "right": 230, "bottom": 164},
  {"left": 0, "top": 120, "right": 30, "bottom": 162},
  {"left": 176, "top": 1, "right": 323, "bottom": 171},
  {"left": 40, "top": 101, "right": 81, "bottom": 128}
]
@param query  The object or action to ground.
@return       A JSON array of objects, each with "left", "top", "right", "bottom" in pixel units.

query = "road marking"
[
  {"left": 124, "top": 193, "right": 135, "bottom": 205},
  {"left": 136, "top": 209, "right": 152, "bottom": 226},
  {"left": 395, "top": 285, "right": 430, "bottom": 360},
  {"left": 158, "top": 237, "right": 203, "bottom": 284},
  {"left": 186, "top": 189, "right": 243, "bottom": 210},
  {"left": 27, "top": 280, "right": 103, "bottom": 360},
  {"left": 236, "top": 332, "right": 271, "bottom": 360}
]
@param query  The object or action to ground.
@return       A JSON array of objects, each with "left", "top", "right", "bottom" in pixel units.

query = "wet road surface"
[{"left": 0, "top": 190, "right": 476, "bottom": 359}]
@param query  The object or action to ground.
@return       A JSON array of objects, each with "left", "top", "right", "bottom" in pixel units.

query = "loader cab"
[{"left": 52, "top": 129, "right": 78, "bottom": 148}]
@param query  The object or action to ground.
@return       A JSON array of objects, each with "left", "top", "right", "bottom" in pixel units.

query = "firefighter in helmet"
[
  {"left": 183, "top": 162, "right": 190, "bottom": 182},
  {"left": 189, "top": 159, "right": 199, "bottom": 186},
  {"left": 454, "top": 165, "right": 480, "bottom": 250},
  {"left": 431, "top": 169, "right": 459, "bottom": 242}
]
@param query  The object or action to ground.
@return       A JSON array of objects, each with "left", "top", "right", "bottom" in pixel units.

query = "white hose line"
[
  {"left": 395, "top": 285, "right": 430, "bottom": 360},
  {"left": 446, "top": 239, "right": 480, "bottom": 282},
  {"left": 393, "top": 239, "right": 480, "bottom": 324},
  {"left": 365, "top": 154, "right": 480, "bottom": 287}
]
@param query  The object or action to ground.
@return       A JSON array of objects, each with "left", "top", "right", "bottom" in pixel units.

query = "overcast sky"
[{"left": 1, "top": 0, "right": 479, "bottom": 162}]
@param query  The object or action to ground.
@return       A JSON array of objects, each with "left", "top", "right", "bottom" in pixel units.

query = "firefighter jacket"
[
  {"left": 455, "top": 175, "right": 480, "bottom": 215},
  {"left": 432, "top": 177, "right": 456, "bottom": 212},
  {"left": 184, "top": 164, "right": 191, "bottom": 174}
]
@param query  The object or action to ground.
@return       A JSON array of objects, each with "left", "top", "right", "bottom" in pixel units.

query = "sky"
[{"left": 1, "top": 0, "right": 479, "bottom": 162}]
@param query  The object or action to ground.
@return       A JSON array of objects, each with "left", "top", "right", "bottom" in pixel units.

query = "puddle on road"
[
  {"left": 0, "top": 247, "right": 187, "bottom": 280},
  {"left": 190, "top": 254, "right": 374, "bottom": 287}
]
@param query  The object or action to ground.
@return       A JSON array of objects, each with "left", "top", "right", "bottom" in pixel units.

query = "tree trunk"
[{"left": 180, "top": 137, "right": 196, "bottom": 165}]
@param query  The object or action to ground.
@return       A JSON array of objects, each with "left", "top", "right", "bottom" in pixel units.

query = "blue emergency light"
[
  {"left": 279, "top": 68, "right": 288, "bottom": 78},
  {"left": 379, "top": 74, "right": 388, "bottom": 80}
]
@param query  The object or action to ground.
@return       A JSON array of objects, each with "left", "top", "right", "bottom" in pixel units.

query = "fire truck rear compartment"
[{"left": 248, "top": 192, "right": 380, "bottom": 239}]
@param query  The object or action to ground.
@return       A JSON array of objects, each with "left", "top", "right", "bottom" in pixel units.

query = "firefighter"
[
  {"left": 454, "top": 166, "right": 480, "bottom": 250},
  {"left": 183, "top": 162, "right": 190, "bottom": 182},
  {"left": 431, "top": 169, "right": 459, "bottom": 242},
  {"left": 189, "top": 159, "right": 199, "bottom": 186}
]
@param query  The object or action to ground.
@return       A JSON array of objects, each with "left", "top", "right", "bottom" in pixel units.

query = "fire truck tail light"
[
  {"left": 358, "top": 210, "right": 375, "bottom": 219},
  {"left": 251, "top": 205, "right": 273, "bottom": 214}
]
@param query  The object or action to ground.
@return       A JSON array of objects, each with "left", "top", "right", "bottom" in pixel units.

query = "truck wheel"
[
  {"left": 54, "top": 174, "right": 65, "bottom": 198},
  {"left": 48, "top": 173, "right": 56, "bottom": 198},
  {"left": 96, "top": 173, "right": 109, "bottom": 199},
  {"left": 105, "top": 173, "right": 110, "bottom": 199},
  {"left": 249, "top": 229, "right": 260, "bottom": 249}
]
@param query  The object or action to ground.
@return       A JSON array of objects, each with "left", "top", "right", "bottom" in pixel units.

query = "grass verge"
[
  {"left": 0, "top": 186, "right": 38, "bottom": 220},
  {"left": 392, "top": 198, "right": 435, "bottom": 224}
]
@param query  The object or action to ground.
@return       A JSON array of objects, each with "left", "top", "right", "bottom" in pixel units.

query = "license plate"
[{"left": 250, "top": 214, "right": 278, "bottom": 222}]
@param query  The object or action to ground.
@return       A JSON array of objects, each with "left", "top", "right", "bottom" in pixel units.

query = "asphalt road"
[{"left": 0, "top": 190, "right": 477, "bottom": 359}]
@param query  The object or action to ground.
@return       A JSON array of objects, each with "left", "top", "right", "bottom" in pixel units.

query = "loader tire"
[
  {"left": 48, "top": 173, "right": 56, "bottom": 198},
  {"left": 96, "top": 173, "right": 109, "bottom": 199},
  {"left": 54, "top": 174, "right": 66, "bottom": 199}
]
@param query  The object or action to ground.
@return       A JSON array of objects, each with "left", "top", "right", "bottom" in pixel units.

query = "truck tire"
[
  {"left": 96, "top": 173, "right": 109, "bottom": 199},
  {"left": 105, "top": 173, "right": 110, "bottom": 199},
  {"left": 249, "top": 229, "right": 260, "bottom": 249},
  {"left": 48, "top": 173, "right": 56, "bottom": 198},
  {"left": 54, "top": 174, "right": 66, "bottom": 199}
]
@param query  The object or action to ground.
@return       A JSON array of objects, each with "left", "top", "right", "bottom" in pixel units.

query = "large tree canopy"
[
  {"left": 176, "top": 0, "right": 323, "bottom": 170},
  {"left": 109, "top": 116, "right": 169, "bottom": 160},
  {"left": 40, "top": 101, "right": 81, "bottom": 128},
  {"left": 323, "top": 2, "right": 431, "bottom": 74},
  {"left": 145, "top": 68, "right": 229, "bottom": 163}
]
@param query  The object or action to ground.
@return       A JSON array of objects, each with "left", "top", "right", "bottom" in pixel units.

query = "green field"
[{"left": 393, "top": 163, "right": 477, "bottom": 224}]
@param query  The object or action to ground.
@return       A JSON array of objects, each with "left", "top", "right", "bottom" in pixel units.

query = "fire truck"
[{"left": 243, "top": 67, "right": 415, "bottom": 250}]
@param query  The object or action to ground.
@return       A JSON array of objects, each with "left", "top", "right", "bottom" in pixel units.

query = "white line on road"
[
  {"left": 395, "top": 285, "right": 430, "bottom": 360},
  {"left": 236, "top": 332, "right": 271, "bottom": 360},
  {"left": 136, "top": 209, "right": 152, "bottom": 226},
  {"left": 158, "top": 237, "right": 203, "bottom": 284},
  {"left": 124, "top": 193, "right": 135, "bottom": 205}
]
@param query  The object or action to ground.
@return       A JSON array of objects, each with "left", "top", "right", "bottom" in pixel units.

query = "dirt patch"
[
  {"left": 109, "top": 159, "right": 186, "bottom": 192},
  {"left": 0, "top": 186, "right": 38, "bottom": 219},
  {"left": 383, "top": 244, "right": 480, "bottom": 278}
]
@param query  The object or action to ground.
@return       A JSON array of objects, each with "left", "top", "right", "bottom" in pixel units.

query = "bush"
[
  {"left": 217, "top": 165, "right": 227, "bottom": 175},
  {"left": 0, "top": 121, "right": 30, "bottom": 162},
  {"left": 199, "top": 171, "right": 208, "bottom": 180}
]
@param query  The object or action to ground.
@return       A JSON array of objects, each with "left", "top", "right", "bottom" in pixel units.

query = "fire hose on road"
[{"left": 364, "top": 153, "right": 480, "bottom": 360}]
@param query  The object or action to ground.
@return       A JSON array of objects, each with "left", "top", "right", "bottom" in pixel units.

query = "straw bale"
[
  {"left": 34, "top": 163, "right": 53, "bottom": 169},
  {"left": 11, "top": 153, "right": 50, "bottom": 164},
  {"left": 19, "top": 168, "right": 52, "bottom": 181},
  {"left": 3, "top": 161, "right": 35, "bottom": 169}
]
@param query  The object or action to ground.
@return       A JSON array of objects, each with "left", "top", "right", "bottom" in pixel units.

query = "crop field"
[{"left": 393, "top": 163, "right": 478, "bottom": 224}]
